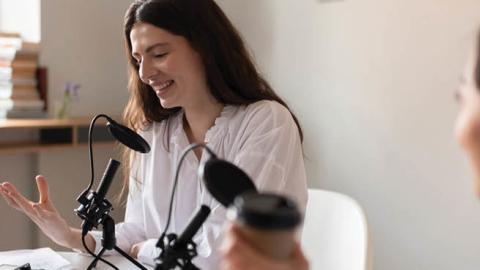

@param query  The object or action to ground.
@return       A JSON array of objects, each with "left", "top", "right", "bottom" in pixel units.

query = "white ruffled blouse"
[{"left": 89, "top": 100, "right": 308, "bottom": 268}]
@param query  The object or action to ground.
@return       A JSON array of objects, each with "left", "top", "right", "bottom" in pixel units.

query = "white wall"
[
  {"left": 217, "top": 0, "right": 480, "bottom": 269},
  {"left": 40, "top": 0, "right": 131, "bottom": 118}
]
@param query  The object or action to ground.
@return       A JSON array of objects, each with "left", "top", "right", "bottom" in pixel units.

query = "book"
[
  {"left": 0, "top": 77, "right": 37, "bottom": 87},
  {"left": 16, "top": 42, "right": 40, "bottom": 59},
  {"left": 0, "top": 35, "right": 44, "bottom": 117},
  {"left": 0, "top": 99, "right": 44, "bottom": 111},
  {"left": 0, "top": 58, "right": 38, "bottom": 69},
  {"left": 0, "top": 45, "right": 17, "bottom": 61},
  {"left": 37, "top": 67, "right": 48, "bottom": 110},
  {"left": 0, "top": 42, "right": 39, "bottom": 61},
  {"left": 0, "top": 66, "right": 37, "bottom": 78},
  {"left": 0, "top": 84, "right": 40, "bottom": 100},
  {"left": 0, "top": 32, "right": 21, "bottom": 38},
  {"left": 0, "top": 32, "right": 22, "bottom": 49}
]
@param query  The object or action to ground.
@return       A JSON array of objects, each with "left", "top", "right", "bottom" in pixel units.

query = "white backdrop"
[{"left": 217, "top": 0, "right": 480, "bottom": 269}]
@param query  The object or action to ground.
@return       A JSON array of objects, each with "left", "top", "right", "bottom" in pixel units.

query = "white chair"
[{"left": 301, "top": 189, "right": 372, "bottom": 270}]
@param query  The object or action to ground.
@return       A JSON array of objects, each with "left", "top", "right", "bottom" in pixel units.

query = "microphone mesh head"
[
  {"left": 202, "top": 159, "right": 257, "bottom": 206},
  {"left": 107, "top": 122, "right": 150, "bottom": 153}
]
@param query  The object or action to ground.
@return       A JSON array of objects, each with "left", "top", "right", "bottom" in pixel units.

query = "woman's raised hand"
[{"left": 0, "top": 175, "right": 75, "bottom": 248}]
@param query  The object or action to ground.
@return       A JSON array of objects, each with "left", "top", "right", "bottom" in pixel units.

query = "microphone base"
[
  {"left": 155, "top": 233, "right": 200, "bottom": 270},
  {"left": 88, "top": 246, "right": 147, "bottom": 270},
  {"left": 87, "top": 215, "right": 147, "bottom": 270}
]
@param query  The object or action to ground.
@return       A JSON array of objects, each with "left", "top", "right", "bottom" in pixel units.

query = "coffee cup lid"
[{"left": 231, "top": 192, "right": 301, "bottom": 230}]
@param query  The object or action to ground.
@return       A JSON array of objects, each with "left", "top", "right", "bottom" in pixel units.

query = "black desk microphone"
[{"left": 74, "top": 114, "right": 150, "bottom": 270}]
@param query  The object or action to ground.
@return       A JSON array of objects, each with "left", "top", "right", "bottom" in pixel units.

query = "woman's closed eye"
[
  {"left": 154, "top": 52, "right": 168, "bottom": 59},
  {"left": 132, "top": 54, "right": 166, "bottom": 68}
]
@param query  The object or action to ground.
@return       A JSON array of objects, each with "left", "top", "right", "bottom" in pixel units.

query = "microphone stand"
[
  {"left": 75, "top": 114, "right": 150, "bottom": 270},
  {"left": 87, "top": 215, "right": 147, "bottom": 270},
  {"left": 155, "top": 229, "right": 199, "bottom": 270},
  {"left": 76, "top": 160, "right": 148, "bottom": 270}
]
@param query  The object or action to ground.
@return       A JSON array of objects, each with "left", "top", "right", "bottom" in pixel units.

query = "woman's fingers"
[
  {"left": 0, "top": 186, "right": 21, "bottom": 210},
  {"left": 35, "top": 175, "right": 50, "bottom": 204},
  {"left": 1, "top": 178, "right": 59, "bottom": 221},
  {"left": 1, "top": 179, "right": 74, "bottom": 249},
  {"left": 35, "top": 176, "right": 59, "bottom": 213},
  {"left": 0, "top": 185, "right": 40, "bottom": 225},
  {"left": 1, "top": 182, "right": 36, "bottom": 215}
]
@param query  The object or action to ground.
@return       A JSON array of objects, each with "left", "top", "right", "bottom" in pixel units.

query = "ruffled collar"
[{"left": 170, "top": 104, "right": 236, "bottom": 146}]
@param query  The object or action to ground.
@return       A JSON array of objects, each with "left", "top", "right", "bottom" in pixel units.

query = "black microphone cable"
[
  {"left": 78, "top": 114, "right": 112, "bottom": 201},
  {"left": 157, "top": 143, "right": 216, "bottom": 259}
]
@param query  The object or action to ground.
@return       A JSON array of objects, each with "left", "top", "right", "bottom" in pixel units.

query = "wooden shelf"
[
  {"left": 0, "top": 116, "right": 119, "bottom": 154},
  {"left": 0, "top": 116, "right": 107, "bottom": 129},
  {"left": 0, "top": 141, "right": 115, "bottom": 154}
]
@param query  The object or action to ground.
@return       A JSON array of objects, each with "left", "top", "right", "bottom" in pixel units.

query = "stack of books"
[{"left": 0, "top": 32, "right": 46, "bottom": 119}]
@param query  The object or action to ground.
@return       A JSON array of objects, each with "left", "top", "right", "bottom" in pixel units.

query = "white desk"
[{"left": 58, "top": 252, "right": 152, "bottom": 270}]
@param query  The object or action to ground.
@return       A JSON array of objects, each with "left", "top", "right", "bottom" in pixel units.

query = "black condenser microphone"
[
  {"left": 156, "top": 205, "right": 211, "bottom": 270},
  {"left": 95, "top": 159, "right": 120, "bottom": 201},
  {"left": 199, "top": 158, "right": 257, "bottom": 207},
  {"left": 80, "top": 158, "right": 120, "bottom": 235},
  {"left": 175, "top": 205, "right": 211, "bottom": 248}
]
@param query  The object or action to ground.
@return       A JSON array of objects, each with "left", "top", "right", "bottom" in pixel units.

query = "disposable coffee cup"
[{"left": 228, "top": 192, "right": 301, "bottom": 260}]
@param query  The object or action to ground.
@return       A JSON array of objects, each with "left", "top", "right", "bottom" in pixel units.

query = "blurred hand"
[
  {"left": 221, "top": 223, "right": 309, "bottom": 270},
  {"left": 0, "top": 175, "right": 74, "bottom": 248},
  {"left": 130, "top": 240, "right": 148, "bottom": 258}
]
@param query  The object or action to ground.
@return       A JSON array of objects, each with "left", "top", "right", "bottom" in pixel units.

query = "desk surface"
[{"left": 59, "top": 252, "right": 152, "bottom": 270}]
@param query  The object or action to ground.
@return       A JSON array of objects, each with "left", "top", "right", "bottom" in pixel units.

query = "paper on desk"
[{"left": 0, "top": 248, "right": 71, "bottom": 269}]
